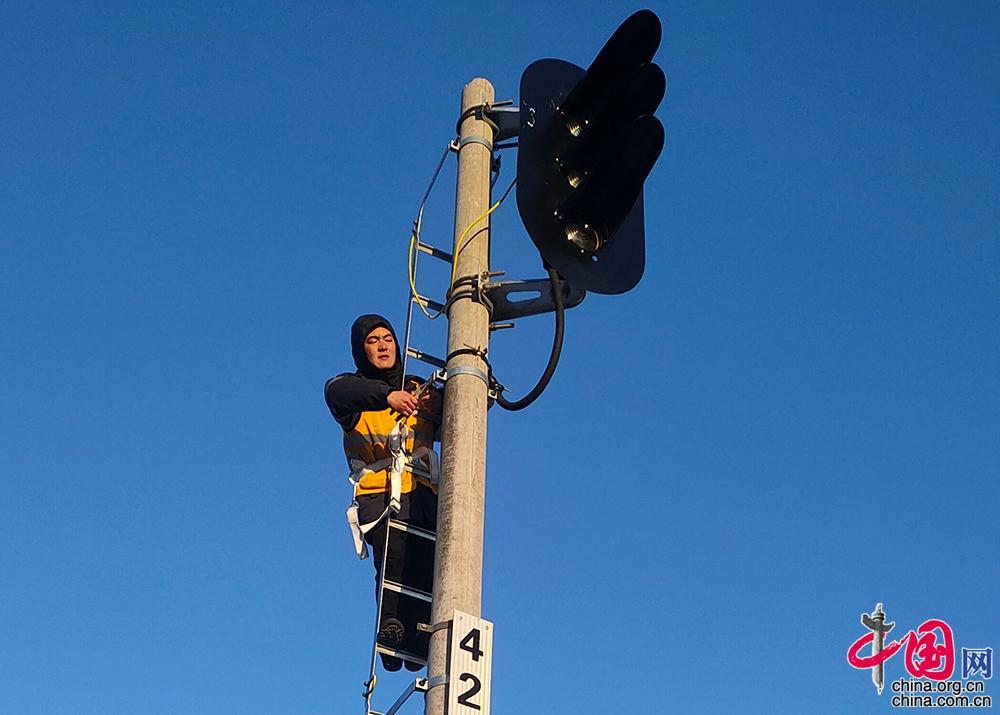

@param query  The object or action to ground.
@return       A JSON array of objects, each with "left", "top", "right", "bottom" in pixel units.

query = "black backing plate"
[{"left": 517, "top": 58, "right": 646, "bottom": 295}]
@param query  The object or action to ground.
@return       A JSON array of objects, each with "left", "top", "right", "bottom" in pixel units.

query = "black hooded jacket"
[{"left": 325, "top": 314, "right": 407, "bottom": 431}]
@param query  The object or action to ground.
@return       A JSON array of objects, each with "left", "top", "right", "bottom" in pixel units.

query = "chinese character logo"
[
  {"left": 847, "top": 604, "right": 957, "bottom": 694},
  {"left": 847, "top": 603, "right": 899, "bottom": 694},
  {"left": 963, "top": 648, "right": 993, "bottom": 680},
  {"left": 903, "top": 618, "right": 955, "bottom": 680}
]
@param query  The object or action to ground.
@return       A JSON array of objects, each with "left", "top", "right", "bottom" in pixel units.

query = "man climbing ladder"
[{"left": 325, "top": 314, "right": 442, "bottom": 672}]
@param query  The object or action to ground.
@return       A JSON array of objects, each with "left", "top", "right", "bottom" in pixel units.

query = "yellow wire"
[
  {"left": 407, "top": 231, "right": 438, "bottom": 319},
  {"left": 448, "top": 179, "right": 516, "bottom": 289},
  {"left": 407, "top": 178, "right": 516, "bottom": 321}
]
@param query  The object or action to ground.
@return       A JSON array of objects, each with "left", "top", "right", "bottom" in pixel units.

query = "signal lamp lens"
[
  {"left": 565, "top": 223, "right": 604, "bottom": 252},
  {"left": 564, "top": 116, "right": 587, "bottom": 137}
]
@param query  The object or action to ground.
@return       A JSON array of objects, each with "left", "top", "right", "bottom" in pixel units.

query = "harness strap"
[
  {"left": 345, "top": 421, "right": 440, "bottom": 559},
  {"left": 346, "top": 503, "right": 379, "bottom": 560},
  {"left": 386, "top": 422, "right": 408, "bottom": 512}
]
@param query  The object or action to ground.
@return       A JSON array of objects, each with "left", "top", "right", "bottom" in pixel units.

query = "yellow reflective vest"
[{"left": 344, "top": 406, "right": 437, "bottom": 496}]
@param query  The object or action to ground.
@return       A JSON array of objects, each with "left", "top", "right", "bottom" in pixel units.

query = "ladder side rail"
[
  {"left": 363, "top": 520, "right": 394, "bottom": 715},
  {"left": 401, "top": 142, "right": 452, "bottom": 383},
  {"left": 400, "top": 232, "right": 421, "bottom": 385}
]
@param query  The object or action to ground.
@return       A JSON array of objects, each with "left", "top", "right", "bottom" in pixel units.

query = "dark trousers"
[{"left": 357, "top": 485, "right": 438, "bottom": 602}]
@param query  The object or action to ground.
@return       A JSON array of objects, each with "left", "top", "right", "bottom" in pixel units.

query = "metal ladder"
[
  {"left": 363, "top": 519, "right": 437, "bottom": 715},
  {"left": 400, "top": 242, "right": 452, "bottom": 383},
  {"left": 362, "top": 149, "right": 453, "bottom": 715}
]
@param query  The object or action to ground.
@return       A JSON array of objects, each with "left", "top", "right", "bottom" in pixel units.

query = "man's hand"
[
  {"left": 387, "top": 390, "right": 419, "bottom": 417},
  {"left": 418, "top": 388, "right": 443, "bottom": 417}
]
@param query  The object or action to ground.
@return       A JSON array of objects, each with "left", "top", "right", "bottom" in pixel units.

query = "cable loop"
[
  {"left": 455, "top": 101, "right": 502, "bottom": 136},
  {"left": 446, "top": 346, "right": 489, "bottom": 364},
  {"left": 494, "top": 268, "right": 565, "bottom": 411}
]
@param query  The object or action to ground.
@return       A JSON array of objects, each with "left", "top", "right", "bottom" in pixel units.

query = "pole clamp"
[
  {"left": 417, "top": 619, "right": 452, "bottom": 634},
  {"left": 447, "top": 272, "right": 495, "bottom": 316},
  {"left": 425, "top": 674, "right": 448, "bottom": 691},
  {"left": 434, "top": 365, "right": 490, "bottom": 389},
  {"left": 450, "top": 135, "right": 493, "bottom": 154}
]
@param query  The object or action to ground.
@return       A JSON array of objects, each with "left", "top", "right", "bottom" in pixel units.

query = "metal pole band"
[
  {"left": 455, "top": 135, "right": 493, "bottom": 153},
  {"left": 445, "top": 365, "right": 490, "bottom": 388}
]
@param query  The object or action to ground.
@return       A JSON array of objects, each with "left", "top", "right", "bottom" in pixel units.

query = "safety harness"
[{"left": 345, "top": 420, "right": 440, "bottom": 559}]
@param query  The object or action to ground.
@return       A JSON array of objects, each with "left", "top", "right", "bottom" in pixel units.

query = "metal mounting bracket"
[
  {"left": 381, "top": 676, "right": 436, "bottom": 715},
  {"left": 483, "top": 104, "right": 520, "bottom": 142},
  {"left": 483, "top": 278, "right": 587, "bottom": 322},
  {"left": 406, "top": 347, "right": 447, "bottom": 370},
  {"left": 417, "top": 619, "right": 452, "bottom": 634},
  {"left": 425, "top": 674, "right": 448, "bottom": 691},
  {"left": 455, "top": 100, "right": 519, "bottom": 143}
]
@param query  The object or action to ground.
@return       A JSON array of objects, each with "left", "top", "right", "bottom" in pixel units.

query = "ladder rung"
[
  {"left": 405, "top": 347, "right": 446, "bottom": 369},
  {"left": 382, "top": 580, "right": 433, "bottom": 602},
  {"left": 411, "top": 295, "right": 445, "bottom": 313},
  {"left": 376, "top": 644, "right": 428, "bottom": 666},
  {"left": 388, "top": 520, "right": 436, "bottom": 542},
  {"left": 416, "top": 241, "right": 453, "bottom": 263}
]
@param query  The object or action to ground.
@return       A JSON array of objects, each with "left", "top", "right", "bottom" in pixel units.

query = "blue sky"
[{"left": 2, "top": 1, "right": 997, "bottom": 713}]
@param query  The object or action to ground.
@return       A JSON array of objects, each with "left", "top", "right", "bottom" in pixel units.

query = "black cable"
[
  {"left": 495, "top": 268, "right": 565, "bottom": 411},
  {"left": 455, "top": 101, "right": 505, "bottom": 136},
  {"left": 446, "top": 347, "right": 488, "bottom": 363}
]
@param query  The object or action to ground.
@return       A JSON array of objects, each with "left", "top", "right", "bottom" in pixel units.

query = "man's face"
[{"left": 363, "top": 327, "right": 396, "bottom": 370}]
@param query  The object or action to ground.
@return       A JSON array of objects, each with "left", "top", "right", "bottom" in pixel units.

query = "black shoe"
[
  {"left": 377, "top": 617, "right": 405, "bottom": 649},
  {"left": 404, "top": 658, "right": 424, "bottom": 672},
  {"left": 380, "top": 654, "right": 403, "bottom": 672}
]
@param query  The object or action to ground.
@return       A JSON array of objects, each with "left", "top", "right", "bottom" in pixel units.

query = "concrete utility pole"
[{"left": 425, "top": 77, "right": 495, "bottom": 715}]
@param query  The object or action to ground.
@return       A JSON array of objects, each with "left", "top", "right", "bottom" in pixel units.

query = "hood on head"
[{"left": 350, "top": 313, "right": 402, "bottom": 385}]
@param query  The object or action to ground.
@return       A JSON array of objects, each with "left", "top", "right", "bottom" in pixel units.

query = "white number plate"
[{"left": 447, "top": 610, "right": 493, "bottom": 714}]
